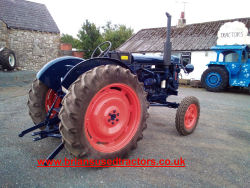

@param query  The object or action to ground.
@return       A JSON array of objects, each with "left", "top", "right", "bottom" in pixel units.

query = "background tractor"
[
  {"left": 19, "top": 12, "right": 200, "bottom": 161},
  {"left": 201, "top": 45, "right": 250, "bottom": 92}
]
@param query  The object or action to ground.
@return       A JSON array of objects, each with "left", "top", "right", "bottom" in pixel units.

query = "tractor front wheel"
[
  {"left": 59, "top": 65, "right": 148, "bottom": 160},
  {"left": 175, "top": 96, "right": 200, "bottom": 136}
]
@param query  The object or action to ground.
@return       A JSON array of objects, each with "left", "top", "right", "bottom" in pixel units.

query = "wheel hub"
[
  {"left": 84, "top": 83, "right": 141, "bottom": 153},
  {"left": 9, "top": 54, "right": 15, "bottom": 67},
  {"left": 209, "top": 75, "right": 218, "bottom": 83},
  {"left": 206, "top": 72, "right": 221, "bottom": 87},
  {"left": 107, "top": 110, "right": 120, "bottom": 125}
]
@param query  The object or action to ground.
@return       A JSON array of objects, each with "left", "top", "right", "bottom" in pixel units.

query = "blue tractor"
[
  {"left": 19, "top": 13, "right": 200, "bottom": 162},
  {"left": 201, "top": 45, "right": 250, "bottom": 92}
]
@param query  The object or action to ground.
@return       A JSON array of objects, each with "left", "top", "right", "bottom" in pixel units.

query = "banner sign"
[{"left": 217, "top": 21, "right": 250, "bottom": 45}]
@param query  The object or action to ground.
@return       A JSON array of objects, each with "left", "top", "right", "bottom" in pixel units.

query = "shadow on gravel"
[
  {"left": 181, "top": 85, "right": 250, "bottom": 95},
  {"left": 226, "top": 87, "right": 250, "bottom": 95}
]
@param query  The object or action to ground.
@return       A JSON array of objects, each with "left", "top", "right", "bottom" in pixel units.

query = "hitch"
[
  {"left": 18, "top": 116, "right": 60, "bottom": 137},
  {"left": 44, "top": 143, "right": 64, "bottom": 166},
  {"left": 31, "top": 126, "right": 61, "bottom": 141},
  {"left": 19, "top": 95, "right": 64, "bottom": 162}
]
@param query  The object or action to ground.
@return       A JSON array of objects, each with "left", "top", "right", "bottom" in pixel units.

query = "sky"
[{"left": 30, "top": 0, "right": 250, "bottom": 37}]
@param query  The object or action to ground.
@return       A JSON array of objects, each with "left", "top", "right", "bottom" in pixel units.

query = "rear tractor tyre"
[
  {"left": 175, "top": 96, "right": 200, "bottom": 136},
  {"left": 27, "top": 79, "right": 62, "bottom": 129},
  {"left": 59, "top": 65, "right": 149, "bottom": 160},
  {"left": 0, "top": 48, "right": 16, "bottom": 70},
  {"left": 201, "top": 66, "right": 228, "bottom": 92}
]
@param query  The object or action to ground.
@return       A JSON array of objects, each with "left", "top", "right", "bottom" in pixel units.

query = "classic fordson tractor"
[
  {"left": 19, "top": 13, "right": 200, "bottom": 161},
  {"left": 201, "top": 45, "right": 250, "bottom": 92}
]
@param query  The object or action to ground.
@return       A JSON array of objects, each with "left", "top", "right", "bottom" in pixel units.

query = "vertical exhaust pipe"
[{"left": 163, "top": 12, "right": 172, "bottom": 67}]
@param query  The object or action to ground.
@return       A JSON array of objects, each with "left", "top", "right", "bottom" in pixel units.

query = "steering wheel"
[{"left": 91, "top": 41, "right": 112, "bottom": 58}]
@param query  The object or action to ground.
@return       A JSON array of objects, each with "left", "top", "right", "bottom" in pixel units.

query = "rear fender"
[
  {"left": 37, "top": 56, "right": 84, "bottom": 91},
  {"left": 61, "top": 58, "right": 131, "bottom": 89}
]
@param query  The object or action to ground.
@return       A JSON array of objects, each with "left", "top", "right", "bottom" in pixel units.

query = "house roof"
[
  {"left": 0, "top": 0, "right": 60, "bottom": 33},
  {"left": 117, "top": 17, "right": 250, "bottom": 53}
]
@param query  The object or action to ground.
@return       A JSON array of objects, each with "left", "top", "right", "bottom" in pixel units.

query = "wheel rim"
[
  {"left": 184, "top": 104, "right": 198, "bottom": 130},
  {"left": 45, "top": 89, "right": 62, "bottom": 118},
  {"left": 9, "top": 54, "right": 15, "bottom": 67},
  {"left": 205, "top": 72, "right": 222, "bottom": 88},
  {"left": 84, "top": 83, "right": 141, "bottom": 153}
]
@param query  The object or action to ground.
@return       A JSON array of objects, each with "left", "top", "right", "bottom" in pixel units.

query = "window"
[
  {"left": 224, "top": 52, "right": 239, "bottom": 62},
  {"left": 180, "top": 52, "right": 191, "bottom": 66}
]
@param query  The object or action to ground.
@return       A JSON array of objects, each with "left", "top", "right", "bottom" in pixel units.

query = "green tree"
[
  {"left": 102, "top": 22, "right": 133, "bottom": 50},
  {"left": 60, "top": 34, "right": 81, "bottom": 49},
  {"left": 77, "top": 20, "right": 103, "bottom": 58}
]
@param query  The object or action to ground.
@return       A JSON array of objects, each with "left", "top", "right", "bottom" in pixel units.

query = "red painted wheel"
[
  {"left": 175, "top": 96, "right": 200, "bottom": 136},
  {"left": 59, "top": 65, "right": 148, "bottom": 159},
  {"left": 45, "top": 89, "right": 62, "bottom": 118},
  {"left": 84, "top": 83, "right": 141, "bottom": 153},
  {"left": 184, "top": 104, "right": 198, "bottom": 130}
]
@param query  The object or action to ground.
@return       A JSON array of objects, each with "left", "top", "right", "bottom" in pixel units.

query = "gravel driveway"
[{"left": 0, "top": 71, "right": 249, "bottom": 188}]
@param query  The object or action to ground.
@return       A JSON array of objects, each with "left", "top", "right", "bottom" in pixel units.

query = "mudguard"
[
  {"left": 37, "top": 56, "right": 84, "bottom": 91},
  {"left": 61, "top": 57, "right": 131, "bottom": 89}
]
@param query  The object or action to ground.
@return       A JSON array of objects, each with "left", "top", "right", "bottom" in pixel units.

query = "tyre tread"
[{"left": 59, "top": 65, "right": 149, "bottom": 159}]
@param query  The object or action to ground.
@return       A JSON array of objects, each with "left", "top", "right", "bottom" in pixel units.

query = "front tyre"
[
  {"left": 201, "top": 66, "right": 228, "bottom": 92},
  {"left": 59, "top": 65, "right": 149, "bottom": 159},
  {"left": 175, "top": 96, "right": 200, "bottom": 136}
]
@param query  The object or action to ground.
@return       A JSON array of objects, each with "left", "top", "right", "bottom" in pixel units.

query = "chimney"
[{"left": 177, "top": 11, "right": 186, "bottom": 28}]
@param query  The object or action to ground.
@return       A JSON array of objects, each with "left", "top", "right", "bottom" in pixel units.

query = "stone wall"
[
  {"left": 0, "top": 20, "right": 60, "bottom": 71},
  {"left": 0, "top": 20, "right": 8, "bottom": 48}
]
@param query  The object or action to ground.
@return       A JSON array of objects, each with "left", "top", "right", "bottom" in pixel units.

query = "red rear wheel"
[
  {"left": 175, "top": 96, "right": 200, "bottom": 136},
  {"left": 85, "top": 83, "right": 141, "bottom": 153},
  {"left": 59, "top": 65, "right": 148, "bottom": 159},
  {"left": 45, "top": 89, "right": 62, "bottom": 118}
]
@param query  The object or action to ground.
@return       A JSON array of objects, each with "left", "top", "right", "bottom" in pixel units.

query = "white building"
[{"left": 117, "top": 15, "right": 250, "bottom": 80}]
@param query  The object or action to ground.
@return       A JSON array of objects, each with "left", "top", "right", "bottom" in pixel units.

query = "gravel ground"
[{"left": 0, "top": 72, "right": 249, "bottom": 188}]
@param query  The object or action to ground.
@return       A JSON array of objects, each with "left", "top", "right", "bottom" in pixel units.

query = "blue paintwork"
[
  {"left": 207, "top": 45, "right": 250, "bottom": 88},
  {"left": 36, "top": 52, "right": 189, "bottom": 105},
  {"left": 37, "top": 56, "right": 84, "bottom": 91},
  {"left": 132, "top": 54, "right": 179, "bottom": 65},
  {"left": 211, "top": 45, "right": 247, "bottom": 50},
  {"left": 61, "top": 57, "right": 131, "bottom": 89}
]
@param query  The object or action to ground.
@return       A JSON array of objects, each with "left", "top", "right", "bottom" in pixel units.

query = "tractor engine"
[
  {"left": 135, "top": 64, "right": 180, "bottom": 103},
  {"left": 136, "top": 67, "right": 160, "bottom": 97}
]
